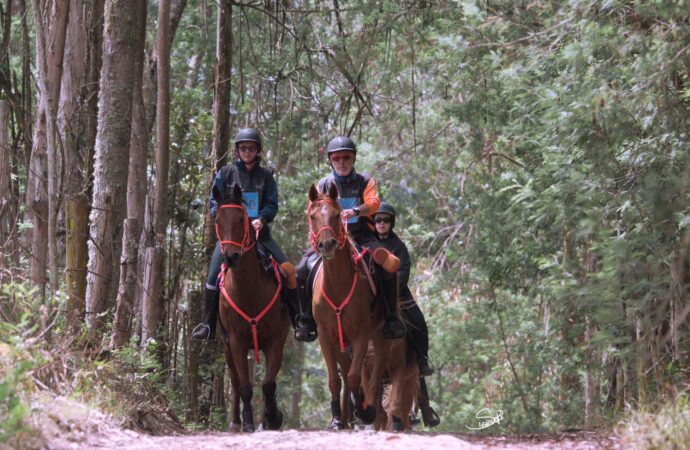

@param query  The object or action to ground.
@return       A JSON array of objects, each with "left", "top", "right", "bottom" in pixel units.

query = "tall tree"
[
  {"left": 0, "top": 2, "right": 14, "bottom": 271},
  {"left": 60, "top": 0, "right": 103, "bottom": 334},
  {"left": 140, "top": 0, "right": 171, "bottom": 345},
  {"left": 111, "top": 0, "right": 149, "bottom": 349},
  {"left": 29, "top": 0, "right": 69, "bottom": 297},
  {"left": 85, "top": 0, "right": 139, "bottom": 335}
]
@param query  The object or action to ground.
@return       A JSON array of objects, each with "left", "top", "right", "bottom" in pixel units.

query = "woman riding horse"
[
  {"left": 213, "top": 183, "right": 290, "bottom": 432},
  {"left": 192, "top": 128, "right": 299, "bottom": 340}
]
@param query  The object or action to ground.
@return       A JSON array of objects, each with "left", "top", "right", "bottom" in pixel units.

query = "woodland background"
[{"left": 1, "top": 0, "right": 689, "bottom": 440}]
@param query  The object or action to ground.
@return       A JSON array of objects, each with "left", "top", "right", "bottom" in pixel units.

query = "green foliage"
[
  {"left": 619, "top": 396, "right": 690, "bottom": 449},
  {"left": 0, "top": 351, "right": 32, "bottom": 444},
  {"left": 0, "top": 282, "right": 49, "bottom": 444}
]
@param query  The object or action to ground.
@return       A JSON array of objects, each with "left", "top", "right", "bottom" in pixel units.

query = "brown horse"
[
  {"left": 363, "top": 338, "right": 420, "bottom": 431},
  {"left": 307, "top": 183, "right": 391, "bottom": 429},
  {"left": 214, "top": 183, "right": 290, "bottom": 432}
]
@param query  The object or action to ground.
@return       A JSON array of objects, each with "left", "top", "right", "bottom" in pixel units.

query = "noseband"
[
  {"left": 215, "top": 204, "right": 256, "bottom": 255},
  {"left": 308, "top": 198, "right": 347, "bottom": 252}
]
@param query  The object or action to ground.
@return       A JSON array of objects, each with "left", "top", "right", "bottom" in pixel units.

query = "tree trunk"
[
  {"left": 0, "top": 100, "right": 12, "bottom": 272},
  {"left": 0, "top": 6, "right": 13, "bottom": 271},
  {"left": 211, "top": 1, "right": 232, "bottom": 171},
  {"left": 584, "top": 315, "right": 600, "bottom": 426},
  {"left": 32, "top": 0, "right": 70, "bottom": 295},
  {"left": 111, "top": 0, "right": 149, "bottom": 350},
  {"left": 85, "top": 0, "right": 139, "bottom": 335},
  {"left": 140, "top": 0, "right": 171, "bottom": 346},
  {"left": 61, "top": 0, "right": 102, "bottom": 335}
]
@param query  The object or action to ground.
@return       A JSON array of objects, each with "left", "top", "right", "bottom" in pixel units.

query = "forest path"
[{"left": 74, "top": 429, "right": 619, "bottom": 449}]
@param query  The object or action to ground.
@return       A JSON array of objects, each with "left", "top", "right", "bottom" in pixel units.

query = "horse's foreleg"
[
  {"left": 348, "top": 336, "right": 376, "bottom": 424},
  {"left": 367, "top": 334, "right": 390, "bottom": 427},
  {"left": 260, "top": 335, "right": 286, "bottom": 430},
  {"left": 320, "top": 336, "right": 346, "bottom": 430},
  {"left": 229, "top": 339, "right": 254, "bottom": 432},
  {"left": 223, "top": 344, "right": 242, "bottom": 431}
]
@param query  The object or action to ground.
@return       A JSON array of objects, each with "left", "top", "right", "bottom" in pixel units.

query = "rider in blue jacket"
[{"left": 192, "top": 128, "right": 297, "bottom": 340}]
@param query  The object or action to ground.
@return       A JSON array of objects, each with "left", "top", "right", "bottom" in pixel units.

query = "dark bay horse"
[
  {"left": 306, "top": 183, "right": 390, "bottom": 429},
  {"left": 214, "top": 183, "right": 289, "bottom": 432}
]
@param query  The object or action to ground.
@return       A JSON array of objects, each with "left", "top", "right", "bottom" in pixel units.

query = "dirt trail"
[
  {"left": 26, "top": 396, "right": 619, "bottom": 450},
  {"left": 51, "top": 428, "right": 620, "bottom": 450}
]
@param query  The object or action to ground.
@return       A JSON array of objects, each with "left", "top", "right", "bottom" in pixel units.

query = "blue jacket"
[{"left": 209, "top": 160, "right": 278, "bottom": 226}]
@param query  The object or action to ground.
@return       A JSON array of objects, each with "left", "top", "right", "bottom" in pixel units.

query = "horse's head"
[
  {"left": 307, "top": 182, "right": 346, "bottom": 259},
  {"left": 213, "top": 183, "right": 254, "bottom": 268}
]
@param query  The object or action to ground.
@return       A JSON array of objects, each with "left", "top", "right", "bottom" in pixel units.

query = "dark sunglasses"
[
  {"left": 330, "top": 154, "right": 353, "bottom": 163},
  {"left": 374, "top": 217, "right": 392, "bottom": 224}
]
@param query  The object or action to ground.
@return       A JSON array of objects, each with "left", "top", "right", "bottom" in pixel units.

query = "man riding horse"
[
  {"left": 192, "top": 128, "right": 299, "bottom": 340},
  {"left": 294, "top": 135, "right": 405, "bottom": 342}
]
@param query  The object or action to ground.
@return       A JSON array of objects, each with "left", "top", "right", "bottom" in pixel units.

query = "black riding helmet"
[
  {"left": 326, "top": 135, "right": 356, "bottom": 155},
  {"left": 375, "top": 201, "right": 396, "bottom": 228},
  {"left": 234, "top": 128, "right": 262, "bottom": 149}
]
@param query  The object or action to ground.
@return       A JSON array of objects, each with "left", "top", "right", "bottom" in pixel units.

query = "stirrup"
[{"left": 191, "top": 323, "right": 213, "bottom": 340}]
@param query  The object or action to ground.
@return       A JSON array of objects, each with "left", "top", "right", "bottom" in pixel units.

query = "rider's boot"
[
  {"left": 419, "top": 376, "right": 440, "bottom": 428},
  {"left": 191, "top": 287, "right": 219, "bottom": 340},
  {"left": 294, "top": 258, "right": 317, "bottom": 342},
  {"left": 379, "top": 272, "right": 405, "bottom": 339}
]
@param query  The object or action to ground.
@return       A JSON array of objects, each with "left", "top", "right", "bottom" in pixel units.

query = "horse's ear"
[
  {"left": 327, "top": 182, "right": 339, "bottom": 201},
  {"left": 212, "top": 185, "right": 223, "bottom": 204},
  {"left": 231, "top": 183, "right": 242, "bottom": 201},
  {"left": 308, "top": 184, "right": 319, "bottom": 202}
]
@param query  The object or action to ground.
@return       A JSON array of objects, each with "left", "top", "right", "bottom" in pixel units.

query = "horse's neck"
[
  {"left": 321, "top": 244, "right": 356, "bottom": 294},
  {"left": 228, "top": 248, "right": 265, "bottom": 293}
]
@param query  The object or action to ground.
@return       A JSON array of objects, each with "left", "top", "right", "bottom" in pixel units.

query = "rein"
[
  {"left": 219, "top": 260, "right": 283, "bottom": 363},
  {"left": 215, "top": 204, "right": 256, "bottom": 254}
]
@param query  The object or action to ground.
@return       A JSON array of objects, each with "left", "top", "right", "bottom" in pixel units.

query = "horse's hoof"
[
  {"left": 391, "top": 415, "right": 403, "bottom": 432},
  {"left": 328, "top": 417, "right": 345, "bottom": 430},
  {"left": 263, "top": 409, "right": 283, "bottom": 430},
  {"left": 354, "top": 404, "right": 376, "bottom": 425}
]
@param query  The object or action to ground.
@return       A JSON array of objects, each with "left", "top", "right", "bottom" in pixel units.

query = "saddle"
[{"left": 257, "top": 242, "right": 289, "bottom": 302}]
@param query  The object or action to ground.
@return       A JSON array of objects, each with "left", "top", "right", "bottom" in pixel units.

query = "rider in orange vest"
[{"left": 294, "top": 136, "right": 405, "bottom": 342}]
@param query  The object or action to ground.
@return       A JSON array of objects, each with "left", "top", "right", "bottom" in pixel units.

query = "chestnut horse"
[
  {"left": 214, "top": 183, "right": 289, "bottom": 432},
  {"left": 363, "top": 338, "right": 419, "bottom": 431},
  {"left": 306, "top": 183, "right": 389, "bottom": 429}
]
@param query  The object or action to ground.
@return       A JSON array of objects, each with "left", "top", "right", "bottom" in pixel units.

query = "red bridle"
[
  {"left": 215, "top": 204, "right": 256, "bottom": 254},
  {"left": 307, "top": 198, "right": 347, "bottom": 252}
]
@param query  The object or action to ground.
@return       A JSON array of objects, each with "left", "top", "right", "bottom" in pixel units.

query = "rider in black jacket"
[
  {"left": 375, "top": 201, "right": 440, "bottom": 427},
  {"left": 374, "top": 202, "right": 433, "bottom": 376}
]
